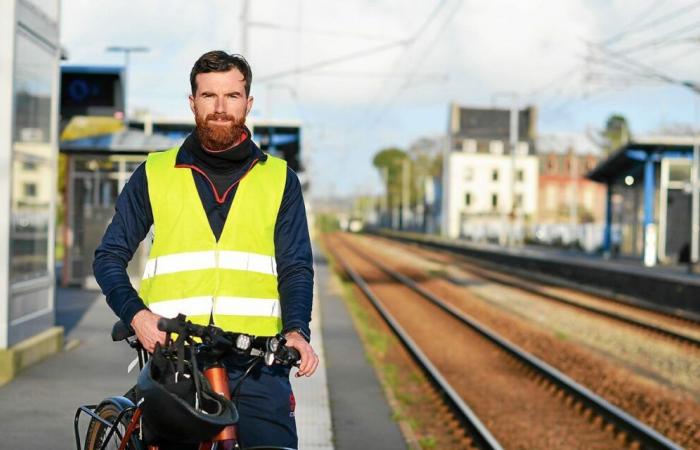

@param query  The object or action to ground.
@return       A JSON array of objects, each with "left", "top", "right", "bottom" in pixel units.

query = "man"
[{"left": 94, "top": 50, "right": 317, "bottom": 449}]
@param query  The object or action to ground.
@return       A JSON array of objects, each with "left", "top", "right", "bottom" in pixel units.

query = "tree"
[
  {"left": 372, "top": 147, "right": 408, "bottom": 210},
  {"left": 601, "top": 114, "right": 631, "bottom": 156}
]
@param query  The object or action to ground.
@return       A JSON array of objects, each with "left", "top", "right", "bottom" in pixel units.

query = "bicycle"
[{"left": 73, "top": 314, "right": 300, "bottom": 450}]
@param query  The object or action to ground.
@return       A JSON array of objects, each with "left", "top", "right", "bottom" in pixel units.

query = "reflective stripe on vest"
[
  {"left": 138, "top": 146, "right": 287, "bottom": 336},
  {"left": 142, "top": 250, "right": 277, "bottom": 279}
]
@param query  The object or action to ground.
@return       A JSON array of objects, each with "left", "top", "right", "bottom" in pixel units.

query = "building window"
[
  {"left": 23, "top": 183, "right": 37, "bottom": 198},
  {"left": 516, "top": 169, "right": 524, "bottom": 182},
  {"left": 516, "top": 142, "right": 529, "bottom": 155},
  {"left": 491, "top": 193, "right": 498, "bottom": 210},
  {"left": 546, "top": 185, "right": 557, "bottom": 210},
  {"left": 515, "top": 193, "right": 523, "bottom": 209},
  {"left": 462, "top": 139, "right": 476, "bottom": 153},
  {"left": 465, "top": 192, "right": 472, "bottom": 206},
  {"left": 489, "top": 140, "right": 504, "bottom": 155},
  {"left": 492, "top": 169, "right": 499, "bottom": 182},
  {"left": 465, "top": 167, "right": 473, "bottom": 181}
]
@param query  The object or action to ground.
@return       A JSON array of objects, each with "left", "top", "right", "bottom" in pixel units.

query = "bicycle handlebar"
[{"left": 156, "top": 314, "right": 300, "bottom": 367}]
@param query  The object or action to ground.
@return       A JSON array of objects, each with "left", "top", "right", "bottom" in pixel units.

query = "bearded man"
[{"left": 93, "top": 50, "right": 317, "bottom": 449}]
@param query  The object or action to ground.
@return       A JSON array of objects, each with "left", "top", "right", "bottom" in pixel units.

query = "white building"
[{"left": 442, "top": 104, "right": 539, "bottom": 240}]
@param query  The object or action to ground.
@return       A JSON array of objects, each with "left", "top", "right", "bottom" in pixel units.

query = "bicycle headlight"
[{"left": 236, "top": 334, "right": 251, "bottom": 351}]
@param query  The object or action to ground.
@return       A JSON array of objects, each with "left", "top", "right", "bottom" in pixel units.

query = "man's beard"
[{"left": 194, "top": 110, "right": 247, "bottom": 152}]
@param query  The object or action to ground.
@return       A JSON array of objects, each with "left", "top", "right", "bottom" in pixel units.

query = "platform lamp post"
[
  {"left": 492, "top": 92, "right": 519, "bottom": 248},
  {"left": 683, "top": 81, "right": 700, "bottom": 273},
  {"left": 106, "top": 46, "right": 149, "bottom": 125}
]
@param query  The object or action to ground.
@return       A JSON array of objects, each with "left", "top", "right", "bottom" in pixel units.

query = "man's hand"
[
  {"left": 130, "top": 309, "right": 166, "bottom": 353},
  {"left": 284, "top": 331, "right": 319, "bottom": 377}
]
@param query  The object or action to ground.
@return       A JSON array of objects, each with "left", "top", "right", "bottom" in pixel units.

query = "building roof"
[
  {"left": 454, "top": 105, "right": 536, "bottom": 142},
  {"left": 587, "top": 138, "right": 696, "bottom": 183},
  {"left": 60, "top": 128, "right": 184, "bottom": 155},
  {"left": 536, "top": 132, "right": 602, "bottom": 155}
]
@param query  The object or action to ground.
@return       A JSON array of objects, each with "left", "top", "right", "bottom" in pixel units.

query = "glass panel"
[
  {"left": 10, "top": 32, "right": 55, "bottom": 285},
  {"left": 14, "top": 33, "right": 53, "bottom": 151},
  {"left": 10, "top": 151, "right": 52, "bottom": 284},
  {"left": 669, "top": 161, "right": 691, "bottom": 183}
]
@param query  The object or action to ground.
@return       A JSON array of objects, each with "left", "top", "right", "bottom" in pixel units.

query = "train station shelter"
[
  {"left": 0, "top": 0, "right": 62, "bottom": 378},
  {"left": 59, "top": 119, "right": 186, "bottom": 288},
  {"left": 587, "top": 137, "right": 696, "bottom": 266}
]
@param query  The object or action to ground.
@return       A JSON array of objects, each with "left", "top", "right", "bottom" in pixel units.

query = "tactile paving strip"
[{"left": 291, "top": 278, "right": 334, "bottom": 449}]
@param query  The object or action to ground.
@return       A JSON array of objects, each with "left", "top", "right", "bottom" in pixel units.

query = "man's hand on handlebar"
[
  {"left": 130, "top": 309, "right": 166, "bottom": 353},
  {"left": 284, "top": 331, "right": 319, "bottom": 377}
]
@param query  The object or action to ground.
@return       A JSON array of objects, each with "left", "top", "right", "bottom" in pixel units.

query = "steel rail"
[
  {"left": 377, "top": 230, "right": 700, "bottom": 326},
  {"left": 340, "top": 237, "right": 684, "bottom": 450},
  {"left": 445, "top": 259, "right": 700, "bottom": 348},
  {"left": 331, "top": 246, "right": 504, "bottom": 450}
]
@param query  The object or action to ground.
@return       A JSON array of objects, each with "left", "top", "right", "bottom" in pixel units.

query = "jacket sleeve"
[
  {"left": 93, "top": 162, "right": 154, "bottom": 326},
  {"left": 275, "top": 167, "right": 314, "bottom": 340}
]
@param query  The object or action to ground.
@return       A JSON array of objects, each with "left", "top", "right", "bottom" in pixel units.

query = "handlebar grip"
[
  {"left": 286, "top": 347, "right": 301, "bottom": 365},
  {"left": 157, "top": 316, "right": 183, "bottom": 333}
]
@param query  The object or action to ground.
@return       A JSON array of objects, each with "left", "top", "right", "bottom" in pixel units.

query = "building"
[
  {"left": 536, "top": 134, "right": 606, "bottom": 222},
  {"left": 532, "top": 134, "right": 606, "bottom": 251},
  {"left": 587, "top": 136, "right": 697, "bottom": 266},
  {"left": 442, "top": 104, "right": 539, "bottom": 240},
  {"left": 0, "top": 0, "right": 62, "bottom": 368}
]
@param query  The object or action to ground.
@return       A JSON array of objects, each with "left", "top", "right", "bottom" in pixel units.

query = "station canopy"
[
  {"left": 60, "top": 116, "right": 184, "bottom": 155},
  {"left": 587, "top": 137, "right": 696, "bottom": 184}
]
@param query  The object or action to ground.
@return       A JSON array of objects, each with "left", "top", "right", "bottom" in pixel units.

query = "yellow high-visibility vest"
[{"left": 138, "top": 146, "right": 287, "bottom": 336}]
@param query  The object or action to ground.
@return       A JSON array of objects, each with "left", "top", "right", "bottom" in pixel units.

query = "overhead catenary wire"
[
  {"left": 613, "top": 17, "right": 700, "bottom": 55},
  {"left": 601, "top": 0, "right": 700, "bottom": 46},
  {"left": 361, "top": 0, "right": 463, "bottom": 130}
]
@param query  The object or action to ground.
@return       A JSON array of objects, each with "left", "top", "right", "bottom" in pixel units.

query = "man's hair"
[{"left": 190, "top": 51, "right": 252, "bottom": 96}]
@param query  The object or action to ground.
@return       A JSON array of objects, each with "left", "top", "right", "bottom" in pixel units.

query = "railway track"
[
  {"left": 379, "top": 230, "right": 700, "bottom": 326},
  {"left": 369, "top": 234, "right": 700, "bottom": 348},
  {"left": 328, "top": 233, "right": 684, "bottom": 450}
]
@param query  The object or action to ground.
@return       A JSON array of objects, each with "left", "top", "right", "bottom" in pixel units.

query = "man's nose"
[{"left": 214, "top": 96, "right": 226, "bottom": 113}]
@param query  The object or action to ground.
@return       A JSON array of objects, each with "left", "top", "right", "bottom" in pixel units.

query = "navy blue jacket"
[{"left": 93, "top": 134, "right": 314, "bottom": 338}]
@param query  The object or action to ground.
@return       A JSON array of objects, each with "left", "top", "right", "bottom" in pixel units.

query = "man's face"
[{"left": 188, "top": 68, "right": 254, "bottom": 151}]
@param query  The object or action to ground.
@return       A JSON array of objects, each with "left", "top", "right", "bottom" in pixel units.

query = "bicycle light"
[
  {"left": 236, "top": 334, "right": 251, "bottom": 351},
  {"left": 264, "top": 351, "right": 275, "bottom": 366},
  {"left": 267, "top": 337, "right": 279, "bottom": 353}
]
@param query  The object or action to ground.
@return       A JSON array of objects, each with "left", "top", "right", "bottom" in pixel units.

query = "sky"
[{"left": 60, "top": 0, "right": 700, "bottom": 199}]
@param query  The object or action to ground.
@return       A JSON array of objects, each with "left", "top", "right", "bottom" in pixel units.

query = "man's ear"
[
  {"left": 246, "top": 95, "right": 254, "bottom": 115},
  {"left": 188, "top": 95, "right": 196, "bottom": 115}
]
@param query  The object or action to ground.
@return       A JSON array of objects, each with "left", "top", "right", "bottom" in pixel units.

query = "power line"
[
  {"left": 257, "top": 38, "right": 410, "bottom": 82},
  {"left": 362, "top": 0, "right": 463, "bottom": 129},
  {"left": 601, "top": 0, "right": 700, "bottom": 46},
  {"left": 614, "top": 17, "right": 700, "bottom": 55},
  {"left": 247, "top": 20, "right": 403, "bottom": 42}
]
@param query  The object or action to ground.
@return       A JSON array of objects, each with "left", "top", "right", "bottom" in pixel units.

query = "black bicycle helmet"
[{"left": 136, "top": 344, "right": 238, "bottom": 444}]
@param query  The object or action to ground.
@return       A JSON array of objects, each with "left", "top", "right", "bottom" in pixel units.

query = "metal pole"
[
  {"left": 123, "top": 50, "right": 130, "bottom": 124},
  {"left": 509, "top": 99, "right": 518, "bottom": 247},
  {"left": 441, "top": 105, "right": 452, "bottom": 237},
  {"left": 382, "top": 166, "right": 389, "bottom": 227},
  {"left": 402, "top": 157, "right": 410, "bottom": 230},
  {"left": 241, "top": 0, "right": 249, "bottom": 55},
  {"left": 691, "top": 95, "right": 700, "bottom": 271},
  {"left": 105, "top": 46, "right": 149, "bottom": 124}
]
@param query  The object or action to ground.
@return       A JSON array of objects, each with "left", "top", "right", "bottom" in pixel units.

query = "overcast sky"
[{"left": 60, "top": 0, "right": 700, "bottom": 198}]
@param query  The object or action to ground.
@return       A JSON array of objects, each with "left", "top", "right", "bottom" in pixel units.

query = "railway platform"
[
  {"left": 0, "top": 245, "right": 408, "bottom": 450},
  {"left": 379, "top": 229, "right": 700, "bottom": 318}
]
